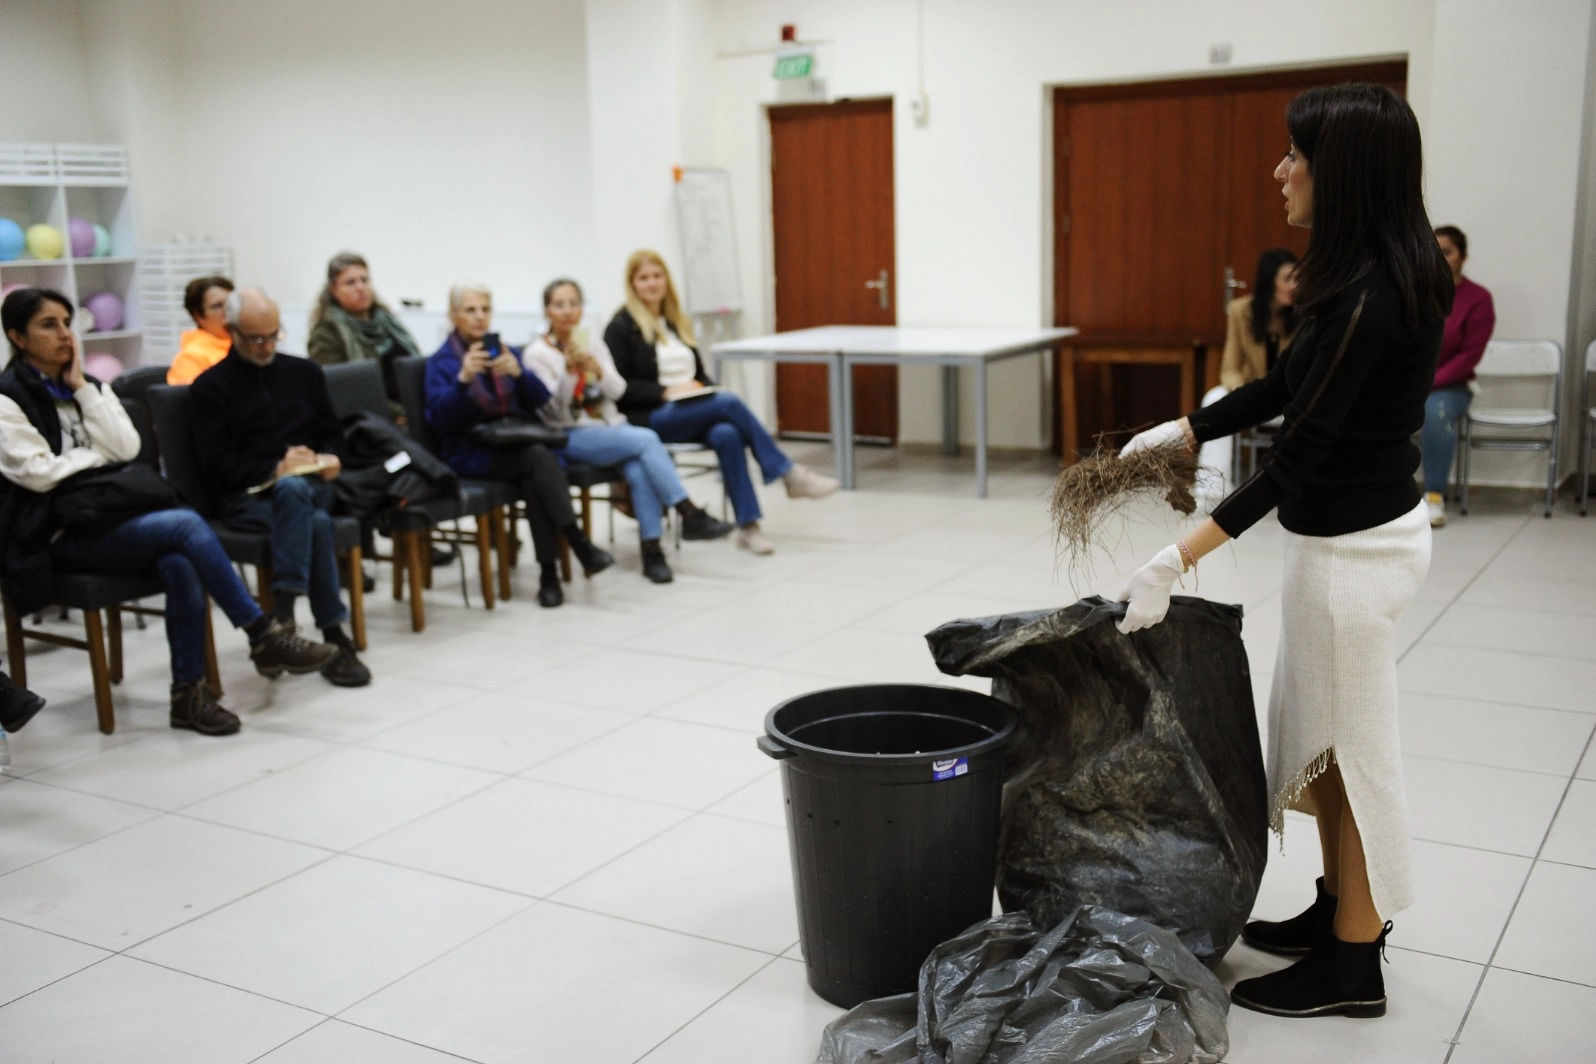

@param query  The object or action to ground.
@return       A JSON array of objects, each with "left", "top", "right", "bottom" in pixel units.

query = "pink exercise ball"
[
  {"left": 83, "top": 352, "right": 124, "bottom": 381},
  {"left": 82, "top": 291, "right": 124, "bottom": 332},
  {"left": 2, "top": 282, "right": 27, "bottom": 300},
  {"left": 68, "top": 217, "right": 96, "bottom": 259}
]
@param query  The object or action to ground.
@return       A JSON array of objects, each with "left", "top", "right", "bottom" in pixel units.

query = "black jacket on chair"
[{"left": 603, "top": 307, "right": 713, "bottom": 427}]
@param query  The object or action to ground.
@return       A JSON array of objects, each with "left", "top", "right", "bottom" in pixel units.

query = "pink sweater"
[{"left": 1433, "top": 276, "right": 1495, "bottom": 390}]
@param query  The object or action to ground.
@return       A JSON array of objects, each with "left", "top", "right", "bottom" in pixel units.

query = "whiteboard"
[{"left": 674, "top": 168, "right": 742, "bottom": 315}]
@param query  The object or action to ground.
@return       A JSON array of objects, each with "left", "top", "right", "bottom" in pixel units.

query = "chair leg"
[
  {"left": 392, "top": 537, "right": 406, "bottom": 601},
  {"left": 4, "top": 596, "right": 27, "bottom": 690},
  {"left": 346, "top": 545, "right": 367, "bottom": 651},
  {"left": 422, "top": 529, "right": 435, "bottom": 590},
  {"left": 581, "top": 488, "right": 593, "bottom": 540},
  {"left": 491, "top": 508, "right": 512, "bottom": 602},
  {"left": 203, "top": 600, "right": 223, "bottom": 697},
  {"left": 82, "top": 608, "right": 115, "bottom": 735},
  {"left": 404, "top": 531, "right": 426, "bottom": 633},
  {"left": 108, "top": 607, "right": 124, "bottom": 684},
  {"left": 257, "top": 564, "right": 276, "bottom": 614},
  {"left": 477, "top": 518, "right": 496, "bottom": 610},
  {"left": 1459, "top": 417, "right": 1471, "bottom": 515},
  {"left": 1546, "top": 436, "right": 1558, "bottom": 518}
]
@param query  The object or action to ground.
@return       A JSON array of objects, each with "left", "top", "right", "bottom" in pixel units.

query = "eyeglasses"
[{"left": 235, "top": 328, "right": 284, "bottom": 348}]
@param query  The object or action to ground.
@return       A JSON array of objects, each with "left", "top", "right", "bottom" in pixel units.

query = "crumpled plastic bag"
[
  {"left": 927, "top": 597, "right": 1267, "bottom": 962},
  {"left": 816, "top": 905, "right": 1229, "bottom": 1064}
]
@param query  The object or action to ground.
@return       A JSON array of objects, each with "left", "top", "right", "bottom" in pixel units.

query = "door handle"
[
  {"left": 864, "top": 269, "right": 889, "bottom": 310},
  {"left": 1224, "top": 266, "right": 1247, "bottom": 311}
]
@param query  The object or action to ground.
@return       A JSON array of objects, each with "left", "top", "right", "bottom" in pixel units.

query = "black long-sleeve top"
[
  {"left": 1188, "top": 275, "right": 1442, "bottom": 538},
  {"left": 603, "top": 307, "right": 713, "bottom": 427},
  {"left": 190, "top": 349, "right": 347, "bottom": 496}
]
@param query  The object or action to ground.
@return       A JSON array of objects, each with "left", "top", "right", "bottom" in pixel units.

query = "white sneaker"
[
  {"left": 737, "top": 526, "right": 775, "bottom": 555},
  {"left": 784, "top": 463, "right": 839, "bottom": 500},
  {"left": 1426, "top": 491, "right": 1446, "bottom": 528}
]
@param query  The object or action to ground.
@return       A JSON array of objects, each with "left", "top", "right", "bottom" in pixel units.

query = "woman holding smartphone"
[
  {"left": 1115, "top": 84, "right": 1454, "bottom": 1020},
  {"left": 423, "top": 283, "right": 612, "bottom": 607}
]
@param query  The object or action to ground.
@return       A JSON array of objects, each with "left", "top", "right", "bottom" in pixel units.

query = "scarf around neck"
[{"left": 325, "top": 304, "right": 421, "bottom": 364}]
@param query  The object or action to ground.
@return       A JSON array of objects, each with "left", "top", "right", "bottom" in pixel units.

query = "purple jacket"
[{"left": 1433, "top": 277, "right": 1495, "bottom": 391}]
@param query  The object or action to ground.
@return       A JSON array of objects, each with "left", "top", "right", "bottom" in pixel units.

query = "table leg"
[
  {"left": 839, "top": 355, "right": 857, "bottom": 490},
  {"left": 1059, "top": 346, "right": 1079, "bottom": 465},
  {"left": 975, "top": 360, "right": 989, "bottom": 498},
  {"left": 942, "top": 365, "right": 960, "bottom": 456},
  {"left": 826, "top": 354, "right": 849, "bottom": 487}
]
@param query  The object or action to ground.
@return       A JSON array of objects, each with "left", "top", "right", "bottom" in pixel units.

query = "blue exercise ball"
[{"left": 0, "top": 218, "right": 24, "bottom": 262}]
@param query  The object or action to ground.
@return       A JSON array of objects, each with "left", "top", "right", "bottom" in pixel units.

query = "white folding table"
[{"left": 711, "top": 325, "right": 1077, "bottom": 497}]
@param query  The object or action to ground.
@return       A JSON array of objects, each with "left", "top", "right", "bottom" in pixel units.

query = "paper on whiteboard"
[{"left": 675, "top": 168, "right": 742, "bottom": 316}]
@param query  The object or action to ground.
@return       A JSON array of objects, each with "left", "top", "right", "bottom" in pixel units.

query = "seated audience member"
[
  {"left": 524, "top": 278, "right": 732, "bottom": 584},
  {"left": 306, "top": 251, "right": 421, "bottom": 415},
  {"left": 0, "top": 287, "right": 338, "bottom": 735},
  {"left": 1198, "top": 248, "right": 1298, "bottom": 492},
  {"left": 424, "top": 283, "right": 614, "bottom": 607},
  {"left": 166, "top": 275, "right": 234, "bottom": 385},
  {"left": 189, "top": 288, "right": 371, "bottom": 686},
  {"left": 1422, "top": 225, "right": 1495, "bottom": 528},
  {"left": 605, "top": 250, "right": 837, "bottom": 556}
]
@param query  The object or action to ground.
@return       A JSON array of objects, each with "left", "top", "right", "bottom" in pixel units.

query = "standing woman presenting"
[{"left": 1116, "top": 83, "right": 1453, "bottom": 1019}]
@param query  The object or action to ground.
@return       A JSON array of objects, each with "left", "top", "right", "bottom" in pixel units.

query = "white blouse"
[{"left": 654, "top": 329, "right": 697, "bottom": 389}]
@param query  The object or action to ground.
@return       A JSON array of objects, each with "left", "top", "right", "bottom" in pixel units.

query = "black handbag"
[
  {"left": 50, "top": 461, "right": 178, "bottom": 538},
  {"left": 468, "top": 417, "right": 568, "bottom": 450}
]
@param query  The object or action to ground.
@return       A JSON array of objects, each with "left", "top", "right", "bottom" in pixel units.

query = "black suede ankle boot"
[
  {"left": 640, "top": 539, "right": 673, "bottom": 584},
  {"left": 1243, "top": 877, "right": 1337, "bottom": 956},
  {"left": 1231, "top": 923, "right": 1391, "bottom": 1019},
  {"left": 563, "top": 525, "right": 614, "bottom": 577},
  {"left": 537, "top": 563, "right": 564, "bottom": 608}
]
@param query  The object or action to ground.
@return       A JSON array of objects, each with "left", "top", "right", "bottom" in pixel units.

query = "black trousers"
[{"left": 485, "top": 444, "right": 575, "bottom": 565}]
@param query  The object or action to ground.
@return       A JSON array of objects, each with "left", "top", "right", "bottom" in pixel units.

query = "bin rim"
[{"left": 762, "top": 682, "right": 1015, "bottom": 766}]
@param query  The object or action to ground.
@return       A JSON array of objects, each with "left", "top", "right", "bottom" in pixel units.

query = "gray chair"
[
  {"left": 1579, "top": 340, "right": 1595, "bottom": 516},
  {"left": 1456, "top": 340, "right": 1562, "bottom": 518},
  {"left": 146, "top": 384, "right": 368, "bottom": 649}
]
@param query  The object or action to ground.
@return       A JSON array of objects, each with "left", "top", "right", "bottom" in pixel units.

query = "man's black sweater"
[
  {"left": 1188, "top": 274, "right": 1443, "bottom": 538},
  {"left": 189, "top": 349, "right": 347, "bottom": 497}
]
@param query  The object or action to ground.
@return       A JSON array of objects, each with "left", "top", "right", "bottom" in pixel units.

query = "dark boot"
[
  {"left": 677, "top": 502, "right": 734, "bottom": 541},
  {"left": 169, "top": 681, "right": 241, "bottom": 737},
  {"left": 1243, "top": 877, "right": 1337, "bottom": 956},
  {"left": 641, "top": 539, "right": 673, "bottom": 584},
  {"left": 564, "top": 525, "right": 614, "bottom": 577},
  {"left": 538, "top": 563, "right": 564, "bottom": 608},
  {"left": 250, "top": 618, "right": 339, "bottom": 679},
  {"left": 319, "top": 631, "right": 372, "bottom": 688},
  {"left": 0, "top": 671, "right": 45, "bottom": 733},
  {"left": 1231, "top": 924, "right": 1392, "bottom": 1019}
]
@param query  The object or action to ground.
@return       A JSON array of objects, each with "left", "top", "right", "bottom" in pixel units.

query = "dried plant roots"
[{"left": 1051, "top": 439, "right": 1200, "bottom": 570}]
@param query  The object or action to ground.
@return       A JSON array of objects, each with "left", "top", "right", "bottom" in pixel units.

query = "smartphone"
[{"left": 482, "top": 332, "right": 501, "bottom": 356}]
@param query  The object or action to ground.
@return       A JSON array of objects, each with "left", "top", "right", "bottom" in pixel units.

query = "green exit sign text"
[{"left": 774, "top": 51, "right": 813, "bottom": 79}]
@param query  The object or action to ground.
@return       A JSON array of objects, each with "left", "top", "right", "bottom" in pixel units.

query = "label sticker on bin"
[{"left": 932, "top": 757, "right": 969, "bottom": 780}]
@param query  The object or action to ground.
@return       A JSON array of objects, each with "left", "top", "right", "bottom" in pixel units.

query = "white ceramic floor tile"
[
  {"left": 522, "top": 717, "right": 771, "bottom": 810},
  {"left": 1218, "top": 946, "right": 1477, "bottom": 1064},
  {"left": 554, "top": 813, "right": 799, "bottom": 954},
  {"left": 929, "top": 561, "right": 1072, "bottom": 604},
  {"left": 1398, "top": 840, "right": 1532, "bottom": 964},
  {"left": 355, "top": 778, "right": 688, "bottom": 896},
  {"left": 802, "top": 552, "right": 977, "bottom": 592},
  {"left": 1403, "top": 756, "right": 1568, "bottom": 856},
  {"left": 1542, "top": 779, "right": 1596, "bottom": 868},
  {"left": 1449, "top": 967, "right": 1596, "bottom": 1064},
  {"left": 362, "top": 692, "right": 633, "bottom": 774},
  {"left": 1399, "top": 643, "right": 1596, "bottom": 713},
  {"left": 622, "top": 606, "right": 834, "bottom": 667},
  {"left": 0, "top": 955, "right": 319, "bottom": 1064},
  {"left": 0, "top": 699, "right": 164, "bottom": 776},
  {"left": 244, "top": 675, "right": 475, "bottom": 744},
  {"left": 383, "top": 629, "right": 594, "bottom": 688},
  {"left": 0, "top": 921, "right": 109, "bottom": 1007},
  {"left": 0, "top": 778, "right": 157, "bottom": 875},
  {"left": 1461, "top": 568, "right": 1596, "bottom": 616},
  {"left": 721, "top": 578, "right": 909, "bottom": 627},
  {"left": 1580, "top": 740, "right": 1596, "bottom": 781},
  {"left": 653, "top": 667, "right": 844, "bottom": 734},
  {"left": 1493, "top": 861, "right": 1596, "bottom": 987},
  {"left": 1426, "top": 603, "right": 1596, "bottom": 660},
  {"left": 341, "top": 903, "right": 769, "bottom": 1064},
  {"left": 130, "top": 855, "right": 528, "bottom": 1013},
  {"left": 765, "top": 627, "right": 954, "bottom": 684},
  {"left": 0, "top": 815, "right": 323, "bottom": 949},
  {"left": 182, "top": 747, "right": 499, "bottom": 850},
  {"left": 1398, "top": 693, "right": 1594, "bottom": 776},
  {"left": 510, "top": 647, "right": 743, "bottom": 712},
  {"left": 706, "top": 769, "right": 786, "bottom": 827},
  {"left": 638, "top": 957, "right": 842, "bottom": 1064},
  {"left": 853, "top": 590, "right": 1043, "bottom": 636},
  {"left": 26, "top": 728, "right": 336, "bottom": 811},
  {"left": 255, "top": 1020, "right": 479, "bottom": 1063}
]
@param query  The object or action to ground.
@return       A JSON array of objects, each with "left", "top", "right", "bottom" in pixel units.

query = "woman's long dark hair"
[
  {"left": 1286, "top": 83, "right": 1453, "bottom": 323},
  {"left": 1249, "top": 248, "right": 1298, "bottom": 343}
]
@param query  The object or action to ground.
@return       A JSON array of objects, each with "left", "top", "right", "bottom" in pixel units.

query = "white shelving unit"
[
  {"left": 0, "top": 143, "right": 143, "bottom": 370},
  {"left": 139, "top": 240, "right": 233, "bottom": 361}
]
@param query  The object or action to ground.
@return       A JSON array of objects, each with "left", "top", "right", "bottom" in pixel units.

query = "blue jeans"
[
  {"left": 649, "top": 393, "right": 791, "bottom": 525},
  {"left": 1422, "top": 384, "right": 1473, "bottom": 494},
  {"left": 222, "top": 476, "right": 348, "bottom": 629},
  {"left": 52, "top": 508, "right": 265, "bottom": 684},
  {"left": 565, "top": 423, "right": 686, "bottom": 541}
]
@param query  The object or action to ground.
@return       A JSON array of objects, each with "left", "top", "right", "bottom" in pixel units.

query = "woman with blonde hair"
[{"left": 604, "top": 250, "right": 836, "bottom": 559}]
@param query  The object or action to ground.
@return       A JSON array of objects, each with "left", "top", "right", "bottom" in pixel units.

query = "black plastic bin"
[{"left": 759, "top": 684, "right": 1016, "bottom": 1008}]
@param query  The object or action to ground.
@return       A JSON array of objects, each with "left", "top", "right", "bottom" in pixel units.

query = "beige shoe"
[
  {"left": 783, "top": 463, "right": 839, "bottom": 500},
  {"left": 737, "top": 525, "right": 775, "bottom": 555},
  {"left": 1426, "top": 491, "right": 1446, "bottom": 528}
]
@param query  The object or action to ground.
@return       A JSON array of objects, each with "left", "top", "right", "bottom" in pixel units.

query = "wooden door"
[
  {"left": 1053, "top": 62, "right": 1406, "bottom": 454},
  {"left": 770, "top": 99, "right": 898, "bottom": 441}
]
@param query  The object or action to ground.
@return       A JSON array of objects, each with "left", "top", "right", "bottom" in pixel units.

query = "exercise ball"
[
  {"left": 92, "top": 223, "right": 111, "bottom": 257},
  {"left": 77, "top": 306, "right": 97, "bottom": 333},
  {"left": 83, "top": 352, "right": 124, "bottom": 381},
  {"left": 2, "top": 282, "right": 28, "bottom": 300},
  {"left": 0, "top": 219, "right": 23, "bottom": 261},
  {"left": 25, "top": 224, "right": 64, "bottom": 260},
  {"left": 82, "top": 291, "right": 124, "bottom": 332},
  {"left": 68, "top": 217, "right": 95, "bottom": 259}
]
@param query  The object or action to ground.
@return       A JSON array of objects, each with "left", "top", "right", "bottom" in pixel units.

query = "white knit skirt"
[{"left": 1268, "top": 499, "right": 1431, "bottom": 919}]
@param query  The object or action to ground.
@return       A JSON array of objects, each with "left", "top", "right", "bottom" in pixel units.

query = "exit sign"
[{"left": 774, "top": 49, "right": 813, "bottom": 79}]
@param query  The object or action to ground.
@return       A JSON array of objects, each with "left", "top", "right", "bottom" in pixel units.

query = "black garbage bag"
[
  {"left": 817, "top": 905, "right": 1230, "bottom": 1064},
  {"left": 927, "top": 596, "right": 1267, "bottom": 962}
]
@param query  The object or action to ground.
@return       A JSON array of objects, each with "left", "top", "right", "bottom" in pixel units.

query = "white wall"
[{"left": 0, "top": 0, "right": 97, "bottom": 142}]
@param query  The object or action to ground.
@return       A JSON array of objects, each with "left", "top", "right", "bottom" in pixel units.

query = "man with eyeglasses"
[{"left": 189, "top": 288, "right": 372, "bottom": 687}]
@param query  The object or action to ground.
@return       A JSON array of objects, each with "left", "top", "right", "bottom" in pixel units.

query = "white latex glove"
[
  {"left": 1116, "top": 544, "right": 1186, "bottom": 634},
  {"left": 1120, "top": 420, "right": 1187, "bottom": 457}
]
